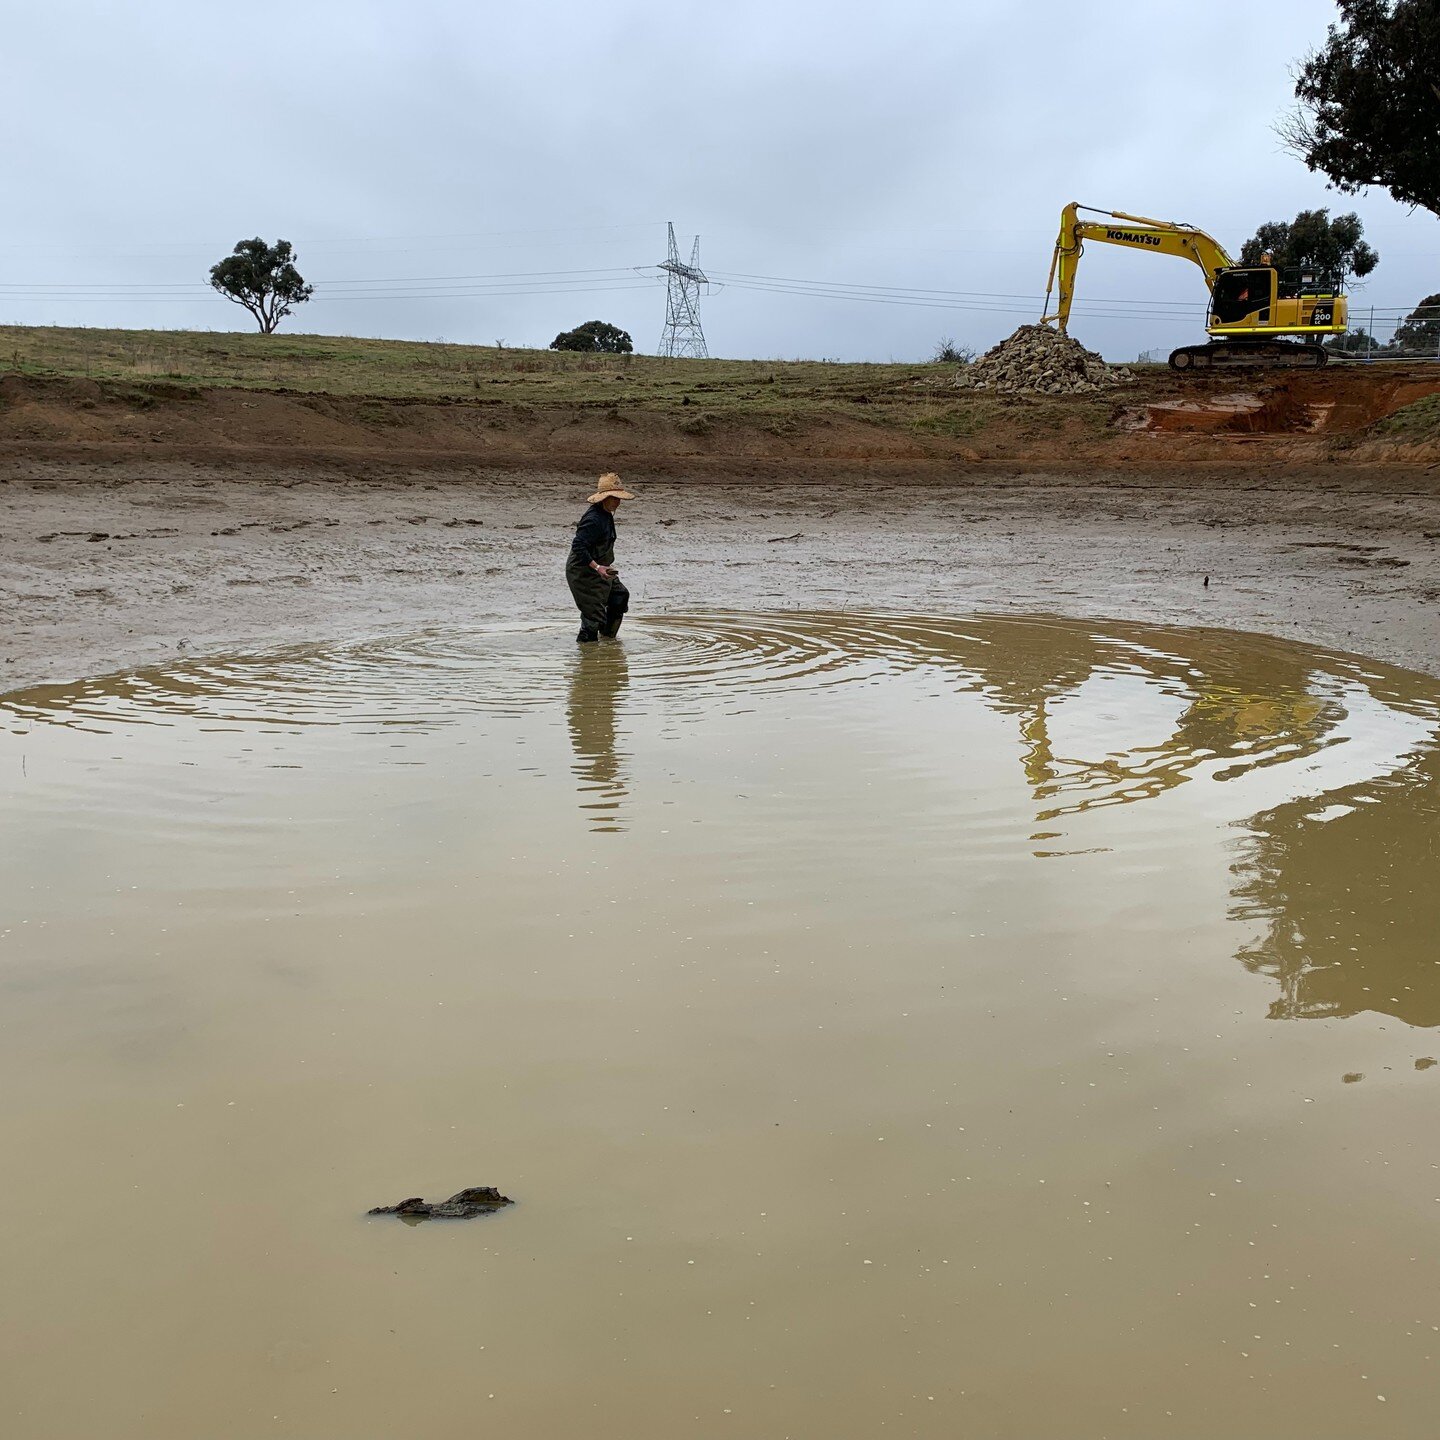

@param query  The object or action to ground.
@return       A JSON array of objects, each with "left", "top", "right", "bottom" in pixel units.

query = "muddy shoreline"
[{"left": 2, "top": 459, "right": 1438, "bottom": 693}]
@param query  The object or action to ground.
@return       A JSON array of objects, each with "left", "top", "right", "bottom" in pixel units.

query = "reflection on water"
[
  {"left": 1233, "top": 745, "right": 1440, "bottom": 1024},
  {"left": 1010, "top": 641, "right": 1333, "bottom": 822},
  {"left": 5, "top": 612, "right": 1438, "bottom": 1029},
  {"left": 3, "top": 611, "right": 1440, "bottom": 1440},
  {"left": 567, "top": 645, "right": 629, "bottom": 832}
]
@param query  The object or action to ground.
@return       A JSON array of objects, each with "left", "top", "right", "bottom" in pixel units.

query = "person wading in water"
[{"left": 567, "top": 472, "right": 634, "bottom": 643}]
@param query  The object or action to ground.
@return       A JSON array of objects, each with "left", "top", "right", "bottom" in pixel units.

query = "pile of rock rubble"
[{"left": 954, "top": 324, "right": 1134, "bottom": 395}]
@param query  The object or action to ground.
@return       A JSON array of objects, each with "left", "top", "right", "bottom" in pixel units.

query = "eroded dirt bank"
[
  {"left": 3, "top": 460, "right": 1437, "bottom": 694},
  {"left": 4, "top": 362, "right": 1440, "bottom": 473}
]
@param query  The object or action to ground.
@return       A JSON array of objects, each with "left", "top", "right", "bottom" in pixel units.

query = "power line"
[
  {"left": 0, "top": 250, "right": 1425, "bottom": 327},
  {"left": 712, "top": 277, "right": 1204, "bottom": 323},
  {"left": 710, "top": 268, "right": 1220, "bottom": 310},
  {"left": 0, "top": 221, "right": 668, "bottom": 256},
  {"left": 0, "top": 265, "right": 645, "bottom": 292},
  {"left": 0, "top": 265, "right": 663, "bottom": 307},
  {"left": 0, "top": 282, "right": 661, "bottom": 305},
  {"left": 307, "top": 266, "right": 644, "bottom": 287},
  {"left": 709, "top": 273, "right": 1421, "bottom": 324}
]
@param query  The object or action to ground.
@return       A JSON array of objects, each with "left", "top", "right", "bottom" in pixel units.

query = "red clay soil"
[{"left": 1139, "top": 364, "right": 1440, "bottom": 439}]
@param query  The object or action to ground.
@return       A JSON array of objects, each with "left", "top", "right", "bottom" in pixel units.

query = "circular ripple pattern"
[
  {"left": 4, "top": 610, "right": 1436, "bottom": 764},
  {"left": 4, "top": 608, "right": 1440, "bottom": 1022},
  {"left": 2, "top": 612, "right": 951, "bottom": 734}
]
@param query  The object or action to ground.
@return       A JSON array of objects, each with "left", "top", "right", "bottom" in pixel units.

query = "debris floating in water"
[{"left": 367, "top": 1186, "right": 514, "bottom": 1219}]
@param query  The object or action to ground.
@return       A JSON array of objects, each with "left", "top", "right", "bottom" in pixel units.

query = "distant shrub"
[
  {"left": 933, "top": 337, "right": 975, "bottom": 365},
  {"left": 550, "top": 321, "right": 633, "bottom": 354}
]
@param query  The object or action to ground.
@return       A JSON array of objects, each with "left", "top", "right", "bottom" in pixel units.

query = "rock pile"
[{"left": 954, "top": 324, "right": 1133, "bottom": 395}]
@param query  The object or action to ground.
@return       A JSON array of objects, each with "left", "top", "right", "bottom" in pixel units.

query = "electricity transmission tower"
[{"left": 658, "top": 222, "right": 709, "bottom": 358}]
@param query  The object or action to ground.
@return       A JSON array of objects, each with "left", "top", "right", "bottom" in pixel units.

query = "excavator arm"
[{"left": 1042, "top": 203, "right": 1236, "bottom": 333}]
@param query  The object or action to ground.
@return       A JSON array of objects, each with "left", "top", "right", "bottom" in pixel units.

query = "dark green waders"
[{"left": 566, "top": 561, "right": 630, "bottom": 641}]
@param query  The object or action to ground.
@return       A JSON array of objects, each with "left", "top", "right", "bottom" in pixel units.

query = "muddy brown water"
[{"left": 2, "top": 611, "right": 1438, "bottom": 1439}]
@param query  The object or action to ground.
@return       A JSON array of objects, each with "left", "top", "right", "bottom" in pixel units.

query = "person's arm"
[{"left": 571, "top": 510, "right": 615, "bottom": 576}]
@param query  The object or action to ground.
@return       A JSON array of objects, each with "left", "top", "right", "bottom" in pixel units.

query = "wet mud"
[
  {"left": 2, "top": 611, "right": 1438, "bottom": 1438},
  {"left": 3, "top": 463, "right": 1440, "bottom": 694}
]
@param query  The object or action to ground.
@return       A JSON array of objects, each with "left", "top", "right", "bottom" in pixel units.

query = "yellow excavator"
[{"left": 1042, "top": 203, "right": 1348, "bottom": 369}]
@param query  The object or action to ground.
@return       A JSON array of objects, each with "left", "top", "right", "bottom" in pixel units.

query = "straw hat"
[{"left": 588, "top": 472, "right": 635, "bottom": 503}]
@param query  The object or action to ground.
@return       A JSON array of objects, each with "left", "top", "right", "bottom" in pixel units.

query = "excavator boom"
[{"left": 1043, "top": 203, "right": 1234, "bottom": 332}]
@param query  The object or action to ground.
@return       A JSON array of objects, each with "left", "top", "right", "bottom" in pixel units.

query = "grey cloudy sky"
[{"left": 3, "top": 0, "right": 1434, "bottom": 360}]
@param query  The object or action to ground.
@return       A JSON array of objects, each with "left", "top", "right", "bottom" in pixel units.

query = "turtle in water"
[{"left": 368, "top": 1186, "right": 513, "bottom": 1220}]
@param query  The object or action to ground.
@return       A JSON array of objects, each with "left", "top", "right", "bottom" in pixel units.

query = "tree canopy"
[
  {"left": 1282, "top": 0, "right": 1440, "bottom": 218},
  {"left": 1393, "top": 292, "right": 1440, "bottom": 354},
  {"left": 1237, "top": 208, "right": 1378, "bottom": 280},
  {"left": 550, "top": 320, "right": 633, "bottom": 354},
  {"left": 208, "top": 238, "right": 314, "bottom": 334},
  {"left": 1322, "top": 326, "right": 1378, "bottom": 354}
]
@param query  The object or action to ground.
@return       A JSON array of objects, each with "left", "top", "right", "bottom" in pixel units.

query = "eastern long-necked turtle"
[{"left": 368, "top": 1186, "right": 513, "bottom": 1220}]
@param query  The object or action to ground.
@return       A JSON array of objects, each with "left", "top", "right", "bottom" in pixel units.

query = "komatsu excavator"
[{"left": 1042, "top": 203, "right": 1348, "bottom": 369}]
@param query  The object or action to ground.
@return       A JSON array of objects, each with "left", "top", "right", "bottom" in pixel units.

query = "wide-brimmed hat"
[{"left": 588, "top": 472, "right": 635, "bottom": 503}]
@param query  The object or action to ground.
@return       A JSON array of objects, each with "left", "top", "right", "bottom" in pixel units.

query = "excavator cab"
[
  {"left": 1210, "top": 267, "right": 1275, "bottom": 327},
  {"left": 1208, "top": 265, "right": 1344, "bottom": 339}
]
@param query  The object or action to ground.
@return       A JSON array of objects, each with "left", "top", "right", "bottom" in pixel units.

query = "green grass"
[
  {"left": 0, "top": 325, "right": 1132, "bottom": 446},
  {"left": 909, "top": 404, "right": 988, "bottom": 438},
  {"left": 1372, "top": 393, "right": 1440, "bottom": 443},
  {"left": 0, "top": 323, "right": 924, "bottom": 402}
]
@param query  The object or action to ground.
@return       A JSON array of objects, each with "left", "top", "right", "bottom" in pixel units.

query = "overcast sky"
[{"left": 2, "top": 0, "right": 1434, "bottom": 361}]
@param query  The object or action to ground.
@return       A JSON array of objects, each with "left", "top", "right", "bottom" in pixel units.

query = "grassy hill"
[
  {"left": 0, "top": 324, "right": 944, "bottom": 407},
  {"left": 12, "top": 324, "right": 1434, "bottom": 471}
]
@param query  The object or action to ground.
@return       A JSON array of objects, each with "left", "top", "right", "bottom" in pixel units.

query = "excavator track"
[{"left": 1169, "top": 341, "right": 1328, "bottom": 372}]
